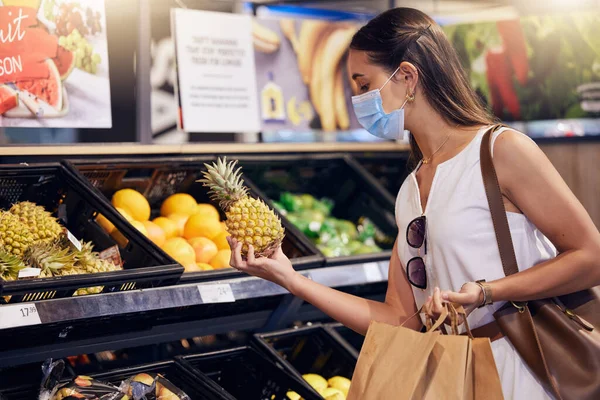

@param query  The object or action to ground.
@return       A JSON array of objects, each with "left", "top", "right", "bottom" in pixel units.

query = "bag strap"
[{"left": 480, "top": 126, "right": 519, "bottom": 277}]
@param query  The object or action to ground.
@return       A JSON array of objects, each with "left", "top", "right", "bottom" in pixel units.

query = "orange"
[
  {"left": 210, "top": 249, "right": 232, "bottom": 269},
  {"left": 116, "top": 207, "right": 134, "bottom": 222},
  {"left": 183, "top": 214, "right": 222, "bottom": 240},
  {"left": 130, "top": 220, "right": 149, "bottom": 236},
  {"left": 195, "top": 203, "right": 220, "bottom": 221},
  {"left": 188, "top": 237, "right": 218, "bottom": 263},
  {"left": 220, "top": 221, "right": 228, "bottom": 232},
  {"left": 112, "top": 189, "right": 151, "bottom": 221},
  {"left": 167, "top": 213, "right": 189, "bottom": 237},
  {"left": 212, "top": 231, "right": 230, "bottom": 250},
  {"left": 161, "top": 193, "right": 197, "bottom": 217},
  {"left": 197, "top": 263, "right": 214, "bottom": 271},
  {"left": 162, "top": 237, "right": 196, "bottom": 265},
  {"left": 153, "top": 217, "right": 178, "bottom": 239},
  {"left": 142, "top": 221, "right": 166, "bottom": 247},
  {"left": 95, "top": 213, "right": 115, "bottom": 233},
  {"left": 183, "top": 262, "right": 203, "bottom": 273}
]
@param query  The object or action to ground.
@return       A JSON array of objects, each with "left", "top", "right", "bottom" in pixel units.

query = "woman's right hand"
[{"left": 227, "top": 237, "right": 299, "bottom": 291}]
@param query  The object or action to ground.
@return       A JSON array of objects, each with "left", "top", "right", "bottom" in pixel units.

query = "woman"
[{"left": 227, "top": 8, "right": 600, "bottom": 399}]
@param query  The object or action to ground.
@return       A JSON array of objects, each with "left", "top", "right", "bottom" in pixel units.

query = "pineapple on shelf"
[
  {"left": 9, "top": 201, "right": 63, "bottom": 244},
  {"left": 199, "top": 157, "right": 285, "bottom": 257},
  {"left": 0, "top": 211, "right": 34, "bottom": 257},
  {"left": 0, "top": 250, "right": 27, "bottom": 281},
  {"left": 25, "top": 242, "right": 75, "bottom": 278},
  {"left": 72, "top": 241, "right": 122, "bottom": 274}
]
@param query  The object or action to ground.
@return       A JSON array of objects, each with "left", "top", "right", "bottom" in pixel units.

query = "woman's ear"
[{"left": 399, "top": 61, "right": 419, "bottom": 95}]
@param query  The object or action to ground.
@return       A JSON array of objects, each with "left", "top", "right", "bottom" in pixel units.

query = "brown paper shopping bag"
[{"left": 347, "top": 304, "right": 504, "bottom": 400}]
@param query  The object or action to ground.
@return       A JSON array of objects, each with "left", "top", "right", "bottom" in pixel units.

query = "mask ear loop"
[{"left": 379, "top": 65, "right": 402, "bottom": 91}]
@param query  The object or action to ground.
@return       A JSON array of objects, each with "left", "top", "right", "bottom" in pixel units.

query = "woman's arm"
[
  {"left": 443, "top": 130, "right": 600, "bottom": 307},
  {"left": 228, "top": 238, "right": 421, "bottom": 335}
]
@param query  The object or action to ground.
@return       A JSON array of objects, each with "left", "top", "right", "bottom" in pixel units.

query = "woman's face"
[{"left": 347, "top": 49, "right": 411, "bottom": 114}]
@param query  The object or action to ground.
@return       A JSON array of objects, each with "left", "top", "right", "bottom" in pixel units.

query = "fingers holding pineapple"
[{"left": 227, "top": 237, "right": 296, "bottom": 289}]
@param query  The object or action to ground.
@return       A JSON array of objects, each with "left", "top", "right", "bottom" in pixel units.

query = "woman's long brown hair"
[{"left": 350, "top": 8, "right": 498, "bottom": 167}]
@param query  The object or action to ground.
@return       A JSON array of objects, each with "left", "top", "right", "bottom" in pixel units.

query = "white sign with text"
[{"left": 172, "top": 9, "right": 260, "bottom": 132}]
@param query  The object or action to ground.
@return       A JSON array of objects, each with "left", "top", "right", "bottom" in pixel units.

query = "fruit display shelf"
[
  {"left": 237, "top": 154, "right": 398, "bottom": 267},
  {"left": 0, "top": 262, "right": 388, "bottom": 368},
  {"left": 64, "top": 157, "right": 324, "bottom": 281},
  {"left": 252, "top": 325, "right": 358, "bottom": 396},
  {"left": 0, "top": 163, "right": 182, "bottom": 304},
  {"left": 176, "top": 346, "right": 322, "bottom": 400},
  {"left": 0, "top": 359, "right": 217, "bottom": 400}
]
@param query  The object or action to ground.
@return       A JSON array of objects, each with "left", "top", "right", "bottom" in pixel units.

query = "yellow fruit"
[
  {"left": 212, "top": 231, "right": 230, "bottom": 250},
  {"left": 162, "top": 237, "right": 196, "bottom": 265},
  {"left": 153, "top": 217, "right": 178, "bottom": 239},
  {"left": 196, "top": 203, "right": 220, "bottom": 221},
  {"left": 116, "top": 207, "right": 133, "bottom": 222},
  {"left": 188, "top": 237, "right": 219, "bottom": 263},
  {"left": 167, "top": 213, "right": 189, "bottom": 237},
  {"left": 199, "top": 158, "right": 284, "bottom": 257},
  {"left": 130, "top": 220, "right": 149, "bottom": 236},
  {"left": 328, "top": 376, "right": 351, "bottom": 396},
  {"left": 161, "top": 193, "right": 197, "bottom": 217},
  {"left": 303, "top": 374, "right": 327, "bottom": 393},
  {"left": 221, "top": 221, "right": 228, "bottom": 232},
  {"left": 286, "top": 391, "right": 301, "bottom": 400},
  {"left": 142, "top": 221, "right": 166, "bottom": 247},
  {"left": 95, "top": 213, "right": 115, "bottom": 233},
  {"left": 184, "top": 214, "right": 222, "bottom": 240},
  {"left": 321, "top": 387, "right": 344, "bottom": 400},
  {"left": 112, "top": 189, "right": 151, "bottom": 221},
  {"left": 196, "top": 263, "right": 214, "bottom": 271},
  {"left": 210, "top": 249, "right": 231, "bottom": 269},
  {"left": 183, "top": 262, "right": 202, "bottom": 273}
]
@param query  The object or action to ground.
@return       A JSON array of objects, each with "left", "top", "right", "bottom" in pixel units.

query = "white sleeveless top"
[{"left": 395, "top": 126, "right": 556, "bottom": 399}]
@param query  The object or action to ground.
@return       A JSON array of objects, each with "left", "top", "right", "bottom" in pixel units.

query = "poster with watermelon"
[{"left": 0, "top": 0, "right": 111, "bottom": 128}]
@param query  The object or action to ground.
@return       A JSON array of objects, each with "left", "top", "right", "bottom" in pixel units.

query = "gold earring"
[{"left": 407, "top": 92, "right": 416, "bottom": 102}]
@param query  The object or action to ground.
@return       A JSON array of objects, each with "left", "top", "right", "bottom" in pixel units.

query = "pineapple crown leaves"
[{"left": 197, "top": 157, "right": 249, "bottom": 209}]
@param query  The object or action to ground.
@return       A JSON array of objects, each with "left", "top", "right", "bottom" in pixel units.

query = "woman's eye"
[{"left": 360, "top": 84, "right": 370, "bottom": 93}]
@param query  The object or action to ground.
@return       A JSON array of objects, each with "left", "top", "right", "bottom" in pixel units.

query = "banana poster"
[
  {"left": 253, "top": 18, "right": 361, "bottom": 133},
  {"left": 0, "top": 0, "right": 111, "bottom": 128}
]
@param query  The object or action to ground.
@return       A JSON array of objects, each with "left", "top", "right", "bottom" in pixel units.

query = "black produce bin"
[
  {"left": 0, "top": 360, "right": 217, "bottom": 400},
  {"left": 252, "top": 325, "right": 357, "bottom": 389},
  {"left": 66, "top": 157, "right": 323, "bottom": 283},
  {"left": 176, "top": 346, "right": 322, "bottom": 400},
  {"left": 238, "top": 154, "right": 398, "bottom": 267},
  {"left": 325, "top": 322, "right": 365, "bottom": 353},
  {"left": 350, "top": 152, "right": 411, "bottom": 206},
  {"left": 0, "top": 163, "right": 182, "bottom": 304}
]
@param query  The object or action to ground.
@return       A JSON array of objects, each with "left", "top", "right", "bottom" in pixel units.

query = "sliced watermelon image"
[
  {"left": 15, "top": 59, "right": 63, "bottom": 111},
  {"left": 0, "top": 85, "right": 19, "bottom": 115},
  {"left": 52, "top": 46, "right": 76, "bottom": 81}
]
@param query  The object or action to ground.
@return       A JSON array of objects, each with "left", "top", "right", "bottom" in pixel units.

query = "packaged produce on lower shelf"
[{"left": 39, "top": 359, "right": 191, "bottom": 400}]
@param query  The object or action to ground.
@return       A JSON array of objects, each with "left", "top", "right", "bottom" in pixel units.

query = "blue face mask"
[{"left": 351, "top": 66, "right": 410, "bottom": 140}]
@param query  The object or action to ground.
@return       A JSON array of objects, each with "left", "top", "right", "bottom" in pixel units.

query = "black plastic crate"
[
  {"left": 252, "top": 325, "right": 357, "bottom": 390},
  {"left": 177, "top": 346, "right": 322, "bottom": 400},
  {"left": 350, "top": 152, "right": 411, "bottom": 205},
  {"left": 238, "top": 154, "right": 398, "bottom": 266},
  {"left": 0, "top": 163, "right": 182, "bottom": 304},
  {"left": 0, "top": 360, "right": 218, "bottom": 400},
  {"left": 325, "top": 322, "right": 365, "bottom": 353},
  {"left": 66, "top": 157, "right": 323, "bottom": 283}
]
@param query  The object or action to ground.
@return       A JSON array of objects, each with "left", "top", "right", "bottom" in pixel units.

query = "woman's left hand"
[{"left": 423, "top": 283, "right": 483, "bottom": 322}]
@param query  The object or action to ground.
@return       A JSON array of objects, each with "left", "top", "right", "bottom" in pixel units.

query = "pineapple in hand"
[{"left": 199, "top": 157, "right": 285, "bottom": 257}]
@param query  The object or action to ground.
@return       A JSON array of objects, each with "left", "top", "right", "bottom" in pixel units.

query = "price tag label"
[
  {"left": 198, "top": 284, "right": 235, "bottom": 304},
  {"left": 66, "top": 229, "right": 82, "bottom": 251},
  {"left": 0, "top": 303, "right": 42, "bottom": 330},
  {"left": 363, "top": 262, "right": 383, "bottom": 283},
  {"left": 18, "top": 267, "right": 41, "bottom": 279}
]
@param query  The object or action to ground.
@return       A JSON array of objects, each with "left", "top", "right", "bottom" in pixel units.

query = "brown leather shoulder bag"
[{"left": 480, "top": 126, "right": 600, "bottom": 400}]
